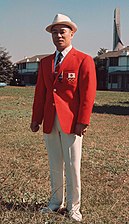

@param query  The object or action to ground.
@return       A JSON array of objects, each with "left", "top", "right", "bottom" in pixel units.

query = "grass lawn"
[{"left": 0, "top": 86, "right": 129, "bottom": 224}]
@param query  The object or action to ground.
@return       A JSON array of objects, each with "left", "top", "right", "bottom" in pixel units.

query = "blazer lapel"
[{"left": 49, "top": 53, "right": 55, "bottom": 83}]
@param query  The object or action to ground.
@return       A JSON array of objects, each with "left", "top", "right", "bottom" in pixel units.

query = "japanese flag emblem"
[{"left": 68, "top": 73, "right": 76, "bottom": 79}]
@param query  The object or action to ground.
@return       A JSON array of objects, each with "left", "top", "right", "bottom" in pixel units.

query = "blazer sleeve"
[
  {"left": 31, "top": 60, "right": 46, "bottom": 124},
  {"left": 77, "top": 55, "right": 96, "bottom": 125}
]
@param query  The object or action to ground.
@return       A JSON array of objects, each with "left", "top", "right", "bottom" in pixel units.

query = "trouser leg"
[
  {"left": 61, "top": 132, "right": 82, "bottom": 212},
  {"left": 44, "top": 122, "right": 64, "bottom": 210},
  {"left": 62, "top": 134, "right": 82, "bottom": 212},
  {"left": 55, "top": 116, "right": 83, "bottom": 212}
]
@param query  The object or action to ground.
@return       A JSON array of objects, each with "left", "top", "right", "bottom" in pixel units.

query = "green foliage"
[
  {"left": 97, "top": 48, "right": 108, "bottom": 56},
  {"left": 94, "top": 48, "right": 108, "bottom": 90},
  {"left": 0, "top": 46, "right": 16, "bottom": 84},
  {"left": 94, "top": 48, "right": 108, "bottom": 69}
]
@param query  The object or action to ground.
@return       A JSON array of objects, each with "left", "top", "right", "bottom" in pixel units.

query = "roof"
[
  {"left": 16, "top": 54, "right": 50, "bottom": 64},
  {"left": 99, "top": 46, "right": 129, "bottom": 59}
]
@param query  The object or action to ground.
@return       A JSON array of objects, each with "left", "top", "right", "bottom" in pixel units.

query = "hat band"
[{"left": 51, "top": 24, "right": 72, "bottom": 31}]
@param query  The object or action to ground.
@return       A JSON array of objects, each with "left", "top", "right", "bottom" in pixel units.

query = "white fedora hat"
[{"left": 46, "top": 13, "right": 77, "bottom": 33}]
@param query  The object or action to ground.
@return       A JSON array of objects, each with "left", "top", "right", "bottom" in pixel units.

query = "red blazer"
[{"left": 32, "top": 48, "right": 96, "bottom": 134}]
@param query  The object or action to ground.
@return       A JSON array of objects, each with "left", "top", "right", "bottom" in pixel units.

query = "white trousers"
[{"left": 44, "top": 115, "right": 83, "bottom": 212}]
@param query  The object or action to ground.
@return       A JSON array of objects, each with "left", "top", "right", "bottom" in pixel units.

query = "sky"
[{"left": 0, "top": 0, "right": 129, "bottom": 62}]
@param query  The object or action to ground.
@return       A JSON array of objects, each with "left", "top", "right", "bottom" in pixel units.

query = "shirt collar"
[{"left": 55, "top": 45, "right": 72, "bottom": 58}]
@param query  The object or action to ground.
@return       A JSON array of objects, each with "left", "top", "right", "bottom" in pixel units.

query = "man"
[{"left": 30, "top": 13, "right": 96, "bottom": 222}]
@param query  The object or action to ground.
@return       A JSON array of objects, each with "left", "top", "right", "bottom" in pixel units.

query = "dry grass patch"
[{"left": 0, "top": 87, "right": 129, "bottom": 223}]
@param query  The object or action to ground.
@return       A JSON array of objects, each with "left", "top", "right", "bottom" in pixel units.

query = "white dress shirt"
[{"left": 54, "top": 45, "right": 72, "bottom": 69}]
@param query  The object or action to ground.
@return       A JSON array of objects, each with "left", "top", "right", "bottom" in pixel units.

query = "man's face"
[{"left": 51, "top": 24, "right": 74, "bottom": 51}]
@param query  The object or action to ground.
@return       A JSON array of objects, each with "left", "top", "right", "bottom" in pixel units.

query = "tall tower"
[{"left": 113, "top": 8, "right": 124, "bottom": 51}]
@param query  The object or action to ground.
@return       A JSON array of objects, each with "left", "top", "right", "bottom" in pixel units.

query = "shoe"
[
  {"left": 57, "top": 207, "right": 68, "bottom": 215},
  {"left": 40, "top": 207, "right": 58, "bottom": 214},
  {"left": 69, "top": 210, "right": 82, "bottom": 222}
]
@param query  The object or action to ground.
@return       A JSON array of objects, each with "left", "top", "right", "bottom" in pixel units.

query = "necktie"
[
  {"left": 55, "top": 52, "right": 63, "bottom": 80},
  {"left": 55, "top": 52, "right": 63, "bottom": 67}
]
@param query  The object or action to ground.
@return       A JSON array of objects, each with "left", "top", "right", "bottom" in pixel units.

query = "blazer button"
[
  {"left": 53, "top": 103, "right": 55, "bottom": 106},
  {"left": 53, "top": 88, "right": 56, "bottom": 92}
]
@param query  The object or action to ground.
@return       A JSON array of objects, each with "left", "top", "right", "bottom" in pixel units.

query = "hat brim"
[{"left": 46, "top": 21, "right": 77, "bottom": 33}]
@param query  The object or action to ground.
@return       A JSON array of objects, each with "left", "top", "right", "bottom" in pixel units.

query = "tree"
[
  {"left": 0, "top": 46, "right": 15, "bottom": 84},
  {"left": 97, "top": 48, "right": 108, "bottom": 56},
  {"left": 94, "top": 48, "right": 108, "bottom": 90},
  {"left": 94, "top": 48, "right": 108, "bottom": 70}
]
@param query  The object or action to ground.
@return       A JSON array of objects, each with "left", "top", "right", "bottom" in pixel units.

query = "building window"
[
  {"left": 109, "top": 57, "right": 118, "bottom": 66},
  {"left": 109, "top": 74, "right": 118, "bottom": 83},
  {"left": 112, "top": 74, "right": 117, "bottom": 83},
  {"left": 22, "top": 63, "right": 26, "bottom": 69},
  {"left": 17, "top": 63, "right": 26, "bottom": 70}
]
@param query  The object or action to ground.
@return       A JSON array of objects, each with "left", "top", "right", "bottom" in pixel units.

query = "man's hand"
[
  {"left": 74, "top": 123, "right": 88, "bottom": 137},
  {"left": 30, "top": 121, "right": 39, "bottom": 132}
]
